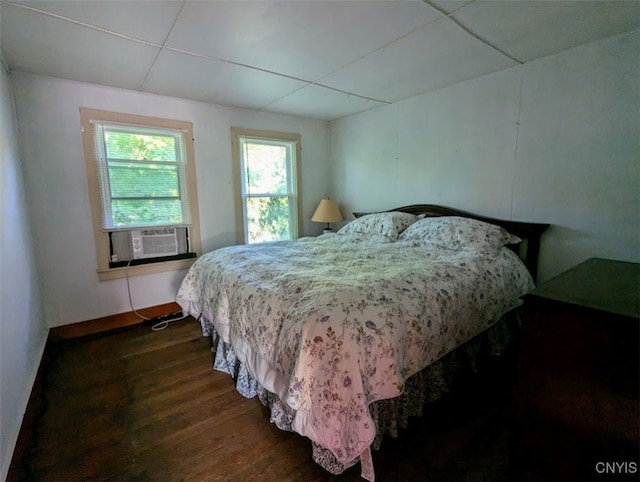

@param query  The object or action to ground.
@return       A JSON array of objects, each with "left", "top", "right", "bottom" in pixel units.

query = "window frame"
[
  {"left": 81, "top": 108, "right": 201, "bottom": 281},
  {"left": 231, "top": 127, "right": 302, "bottom": 245}
]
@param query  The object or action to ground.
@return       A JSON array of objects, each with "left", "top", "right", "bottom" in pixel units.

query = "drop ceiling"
[{"left": 1, "top": 0, "right": 638, "bottom": 121}]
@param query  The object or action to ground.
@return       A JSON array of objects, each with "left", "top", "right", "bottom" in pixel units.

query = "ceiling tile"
[
  {"left": 2, "top": 3, "right": 159, "bottom": 90},
  {"left": 167, "top": 0, "right": 442, "bottom": 81},
  {"left": 144, "top": 49, "right": 309, "bottom": 110},
  {"left": 264, "top": 84, "right": 388, "bottom": 121},
  {"left": 319, "top": 17, "right": 516, "bottom": 103},
  {"left": 452, "top": 0, "right": 640, "bottom": 62},
  {"left": 7, "top": 0, "right": 184, "bottom": 44}
]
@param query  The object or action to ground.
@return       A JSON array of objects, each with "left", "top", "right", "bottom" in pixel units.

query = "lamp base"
[{"left": 323, "top": 228, "right": 334, "bottom": 234}]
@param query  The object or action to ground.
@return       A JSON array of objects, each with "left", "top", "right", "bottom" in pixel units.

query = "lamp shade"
[{"left": 311, "top": 198, "right": 343, "bottom": 223}]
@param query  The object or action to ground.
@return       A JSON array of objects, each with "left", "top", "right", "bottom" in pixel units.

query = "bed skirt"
[{"left": 199, "top": 309, "right": 522, "bottom": 475}]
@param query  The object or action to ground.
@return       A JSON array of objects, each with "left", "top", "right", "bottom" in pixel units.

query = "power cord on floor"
[
  {"left": 125, "top": 259, "right": 188, "bottom": 331},
  {"left": 149, "top": 311, "right": 189, "bottom": 331}
]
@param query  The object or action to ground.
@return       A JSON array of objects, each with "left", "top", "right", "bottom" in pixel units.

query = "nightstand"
[{"left": 510, "top": 258, "right": 639, "bottom": 481}]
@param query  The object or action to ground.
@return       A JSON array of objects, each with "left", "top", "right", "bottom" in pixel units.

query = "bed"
[{"left": 176, "top": 204, "right": 549, "bottom": 480}]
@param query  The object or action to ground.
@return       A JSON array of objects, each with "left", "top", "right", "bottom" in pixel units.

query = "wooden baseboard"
[{"left": 49, "top": 302, "right": 182, "bottom": 340}]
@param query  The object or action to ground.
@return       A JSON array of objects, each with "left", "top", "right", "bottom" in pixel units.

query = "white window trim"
[
  {"left": 231, "top": 127, "right": 302, "bottom": 245},
  {"left": 81, "top": 108, "right": 202, "bottom": 281}
]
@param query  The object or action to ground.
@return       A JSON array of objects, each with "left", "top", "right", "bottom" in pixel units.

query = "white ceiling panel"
[
  {"left": 167, "top": 0, "right": 443, "bottom": 81},
  {"left": 7, "top": 0, "right": 185, "bottom": 44},
  {"left": 319, "top": 17, "right": 517, "bottom": 103},
  {"left": 144, "top": 49, "right": 308, "bottom": 111},
  {"left": 1, "top": 3, "right": 159, "bottom": 90},
  {"left": 452, "top": 0, "right": 640, "bottom": 62},
  {"left": 264, "top": 84, "right": 388, "bottom": 121},
  {"left": 1, "top": 0, "right": 637, "bottom": 121}
]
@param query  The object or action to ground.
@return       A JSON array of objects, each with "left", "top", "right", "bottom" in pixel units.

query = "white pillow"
[
  {"left": 337, "top": 212, "right": 418, "bottom": 240},
  {"left": 398, "top": 216, "right": 520, "bottom": 252}
]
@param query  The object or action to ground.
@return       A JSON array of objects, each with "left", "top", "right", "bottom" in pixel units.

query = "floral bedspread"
[{"left": 176, "top": 233, "right": 533, "bottom": 470}]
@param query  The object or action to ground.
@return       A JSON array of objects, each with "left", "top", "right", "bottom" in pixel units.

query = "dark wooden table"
[{"left": 510, "top": 258, "right": 639, "bottom": 481}]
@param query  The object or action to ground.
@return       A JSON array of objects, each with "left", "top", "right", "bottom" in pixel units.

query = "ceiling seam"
[
  {"left": 437, "top": 0, "right": 477, "bottom": 17},
  {"left": 164, "top": 46, "right": 392, "bottom": 108},
  {"left": 310, "top": 14, "right": 446, "bottom": 86},
  {"left": 6, "top": 0, "right": 525, "bottom": 115},
  {"left": 7, "top": 0, "right": 393, "bottom": 109},
  {"left": 258, "top": 81, "right": 392, "bottom": 113},
  {"left": 509, "top": 67, "right": 525, "bottom": 220},
  {"left": 422, "top": 0, "right": 524, "bottom": 65},
  {"left": 3, "top": 2, "right": 303, "bottom": 94},
  {"left": 253, "top": 16, "right": 453, "bottom": 111},
  {"left": 138, "top": 0, "right": 188, "bottom": 92},
  {"left": 162, "top": 45, "right": 329, "bottom": 113},
  {"left": 309, "top": 84, "right": 392, "bottom": 105},
  {"left": 6, "top": 1, "right": 162, "bottom": 48},
  {"left": 163, "top": 46, "right": 312, "bottom": 85},
  {"left": 6, "top": 0, "right": 399, "bottom": 109},
  {"left": 0, "top": 53, "right": 9, "bottom": 73}
]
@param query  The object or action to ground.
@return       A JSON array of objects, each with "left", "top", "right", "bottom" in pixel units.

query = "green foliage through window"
[
  {"left": 97, "top": 125, "right": 188, "bottom": 229},
  {"left": 240, "top": 137, "right": 297, "bottom": 244},
  {"left": 246, "top": 197, "right": 290, "bottom": 243}
]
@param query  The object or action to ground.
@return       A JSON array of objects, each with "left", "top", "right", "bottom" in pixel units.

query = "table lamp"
[{"left": 311, "top": 198, "right": 343, "bottom": 233}]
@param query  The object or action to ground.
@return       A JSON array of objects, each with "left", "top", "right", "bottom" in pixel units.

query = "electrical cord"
[
  {"left": 150, "top": 311, "right": 189, "bottom": 331},
  {"left": 125, "top": 259, "right": 188, "bottom": 331},
  {"left": 126, "top": 259, "right": 152, "bottom": 321}
]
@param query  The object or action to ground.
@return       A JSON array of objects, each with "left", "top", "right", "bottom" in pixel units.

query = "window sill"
[{"left": 97, "top": 258, "right": 196, "bottom": 281}]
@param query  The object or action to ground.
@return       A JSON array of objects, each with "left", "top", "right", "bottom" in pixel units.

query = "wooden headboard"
[{"left": 353, "top": 204, "right": 550, "bottom": 282}]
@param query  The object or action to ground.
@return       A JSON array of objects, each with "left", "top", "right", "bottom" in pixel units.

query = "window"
[
  {"left": 81, "top": 108, "right": 201, "bottom": 280},
  {"left": 231, "top": 128, "right": 301, "bottom": 244},
  {"left": 94, "top": 123, "right": 189, "bottom": 230}
]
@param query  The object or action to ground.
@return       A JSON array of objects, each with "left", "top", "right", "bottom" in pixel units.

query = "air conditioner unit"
[{"left": 131, "top": 228, "right": 178, "bottom": 259}]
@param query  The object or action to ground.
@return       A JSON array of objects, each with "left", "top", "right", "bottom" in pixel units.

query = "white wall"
[
  {"left": 0, "top": 61, "right": 48, "bottom": 481},
  {"left": 12, "top": 73, "right": 330, "bottom": 327},
  {"left": 330, "top": 30, "right": 639, "bottom": 282}
]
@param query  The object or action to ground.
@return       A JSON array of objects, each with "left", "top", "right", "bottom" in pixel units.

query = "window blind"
[{"left": 93, "top": 121, "right": 191, "bottom": 230}]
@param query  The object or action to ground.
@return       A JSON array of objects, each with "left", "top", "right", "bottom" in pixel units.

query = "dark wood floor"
[{"left": 12, "top": 317, "right": 519, "bottom": 481}]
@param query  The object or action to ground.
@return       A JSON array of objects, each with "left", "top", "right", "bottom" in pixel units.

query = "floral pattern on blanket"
[{"left": 177, "top": 234, "right": 533, "bottom": 468}]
